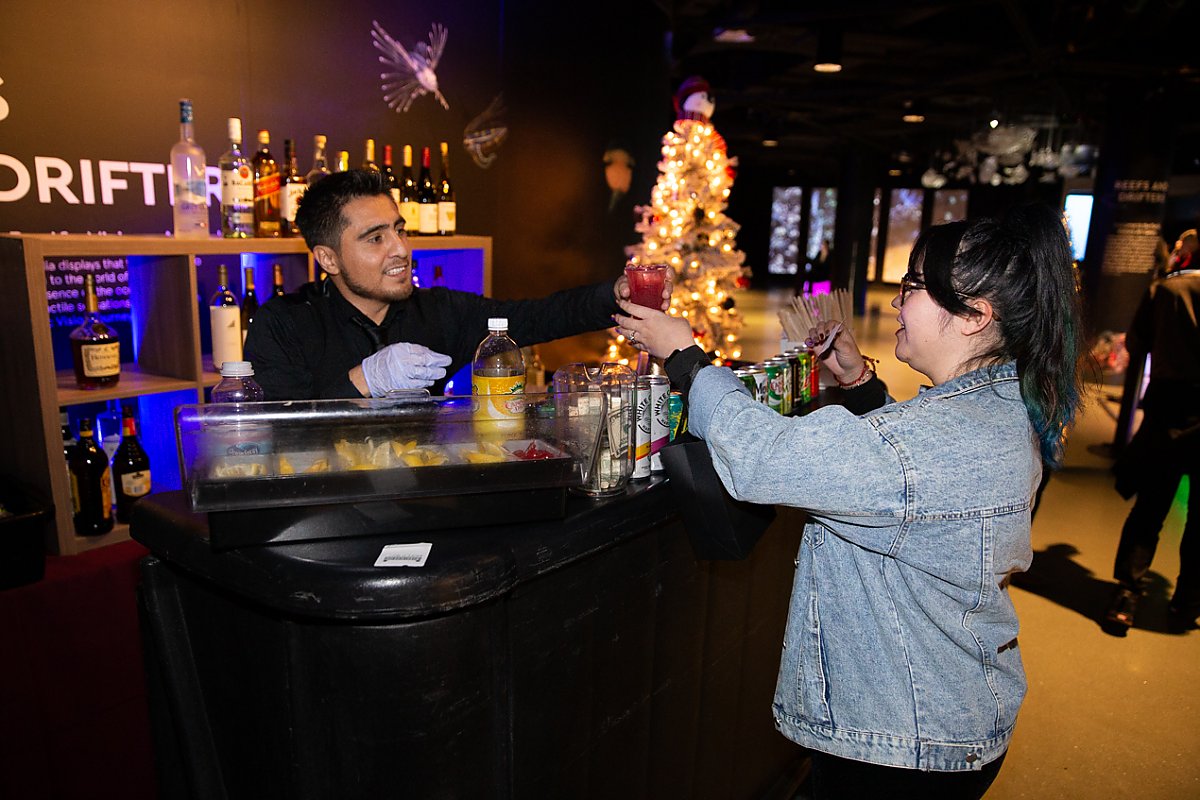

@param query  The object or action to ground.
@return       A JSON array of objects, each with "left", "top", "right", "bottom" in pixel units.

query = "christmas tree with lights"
[{"left": 608, "top": 76, "right": 750, "bottom": 366}]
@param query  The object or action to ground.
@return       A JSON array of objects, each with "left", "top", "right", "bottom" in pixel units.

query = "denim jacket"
[{"left": 687, "top": 361, "right": 1038, "bottom": 771}]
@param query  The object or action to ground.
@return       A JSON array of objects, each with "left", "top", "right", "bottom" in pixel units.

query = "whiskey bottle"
[
  {"left": 279, "top": 138, "right": 307, "bottom": 238},
  {"left": 272, "top": 263, "right": 287, "bottom": 298},
  {"left": 70, "top": 274, "right": 121, "bottom": 389},
  {"left": 68, "top": 417, "right": 114, "bottom": 536},
  {"left": 111, "top": 406, "right": 151, "bottom": 524},
  {"left": 306, "top": 134, "right": 331, "bottom": 188},
  {"left": 252, "top": 129, "right": 281, "bottom": 237}
]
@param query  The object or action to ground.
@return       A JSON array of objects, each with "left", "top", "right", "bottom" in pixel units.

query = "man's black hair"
[{"left": 295, "top": 169, "right": 393, "bottom": 252}]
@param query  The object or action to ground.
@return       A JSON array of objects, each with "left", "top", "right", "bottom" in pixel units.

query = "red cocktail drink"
[{"left": 625, "top": 263, "right": 668, "bottom": 309}]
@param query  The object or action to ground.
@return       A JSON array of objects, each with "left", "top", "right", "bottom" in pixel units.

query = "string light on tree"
[{"left": 607, "top": 75, "right": 750, "bottom": 366}]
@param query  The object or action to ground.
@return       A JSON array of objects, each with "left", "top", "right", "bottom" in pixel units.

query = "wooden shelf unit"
[{"left": 0, "top": 232, "right": 492, "bottom": 555}]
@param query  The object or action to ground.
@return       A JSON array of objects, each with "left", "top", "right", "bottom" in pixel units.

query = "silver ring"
[{"left": 628, "top": 332, "right": 638, "bottom": 345}]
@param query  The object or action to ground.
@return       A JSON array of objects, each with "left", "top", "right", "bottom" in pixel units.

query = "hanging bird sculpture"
[{"left": 371, "top": 20, "right": 450, "bottom": 112}]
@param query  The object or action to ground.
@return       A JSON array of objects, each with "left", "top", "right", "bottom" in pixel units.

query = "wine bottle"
[
  {"left": 68, "top": 417, "right": 114, "bottom": 536},
  {"left": 437, "top": 140, "right": 456, "bottom": 235},
  {"left": 382, "top": 144, "right": 400, "bottom": 206},
  {"left": 210, "top": 264, "right": 242, "bottom": 370},
  {"left": 70, "top": 273, "right": 121, "bottom": 389},
  {"left": 279, "top": 138, "right": 307, "bottom": 238},
  {"left": 334, "top": 151, "right": 350, "bottom": 173},
  {"left": 252, "top": 129, "right": 281, "bottom": 237},
  {"left": 218, "top": 117, "right": 253, "bottom": 238},
  {"left": 361, "top": 138, "right": 380, "bottom": 172},
  {"left": 241, "top": 266, "right": 259, "bottom": 344},
  {"left": 398, "top": 144, "right": 420, "bottom": 232},
  {"left": 417, "top": 146, "right": 438, "bottom": 235},
  {"left": 112, "top": 406, "right": 151, "bottom": 524},
  {"left": 272, "top": 263, "right": 287, "bottom": 298},
  {"left": 306, "top": 134, "right": 331, "bottom": 188},
  {"left": 170, "top": 98, "right": 209, "bottom": 239}
]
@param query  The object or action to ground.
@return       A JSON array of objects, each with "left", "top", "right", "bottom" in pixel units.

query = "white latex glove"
[{"left": 361, "top": 342, "right": 453, "bottom": 396}]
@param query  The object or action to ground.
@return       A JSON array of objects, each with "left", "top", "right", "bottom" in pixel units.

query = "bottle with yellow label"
[
  {"left": 471, "top": 317, "right": 525, "bottom": 435},
  {"left": 69, "top": 273, "right": 120, "bottom": 389}
]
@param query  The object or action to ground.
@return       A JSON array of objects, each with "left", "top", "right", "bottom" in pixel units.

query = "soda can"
[
  {"left": 668, "top": 391, "right": 684, "bottom": 441},
  {"left": 795, "top": 347, "right": 813, "bottom": 405},
  {"left": 809, "top": 347, "right": 821, "bottom": 400},
  {"left": 646, "top": 375, "right": 669, "bottom": 472},
  {"left": 633, "top": 376, "right": 654, "bottom": 479},
  {"left": 762, "top": 359, "right": 785, "bottom": 413},
  {"left": 734, "top": 368, "right": 759, "bottom": 401},
  {"left": 784, "top": 348, "right": 805, "bottom": 409},
  {"left": 746, "top": 366, "right": 768, "bottom": 405},
  {"left": 774, "top": 355, "right": 794, "bottom": 415}
]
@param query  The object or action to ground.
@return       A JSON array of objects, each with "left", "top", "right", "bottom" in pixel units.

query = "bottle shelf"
[
  {"left": 57, "top": 364, "right": 200, "bottom": 407},
  {"left": 1, "top": 231, "right": 491, "bottom": 555}
]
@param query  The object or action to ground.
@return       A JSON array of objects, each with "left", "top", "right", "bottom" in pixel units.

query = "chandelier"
[{"left": 921, "top": 123, "right": 1099, "bottom": 189}]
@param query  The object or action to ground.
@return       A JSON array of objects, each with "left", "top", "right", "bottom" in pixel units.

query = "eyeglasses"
[{"left": 899, "top": 272, "right": 926, "bottom": 305}]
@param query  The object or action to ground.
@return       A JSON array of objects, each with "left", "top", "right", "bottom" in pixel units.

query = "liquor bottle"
[
  {"left": 334, "top": 151, "right": 350, "bottom": 173},
  {"left": 96, "top": 400, "right": 123, "bottom": 462},
  {"left": 279, "top": 138, "right": 307, "bottom": 238},
  {"left": 437, "top": 141, "right": 457, "bottom": 235},
  {"left": 209, "top": 264, "right": 242, "bottom": 370},
  {"left": 61, "top": 411, "right": 77, "bottom": 461},
  {"left": 361, "top": 138, "right": 380, "bottom": 172},
  {"left": 398, "top": 144, "right": 420, "bottom": 232},
  {"left": 416, "top": 146, "right": 439, "bottom": 235},
  {"left": 472, "top": 318, "right": 525, "bottom": 435},
  {"left": 112, "top": 406, "right": 151, "bottom": 524},
  {"left": 68, "top": 417, "right": 114, "bottom": 536},
  {"left": 70, "top": 274, "right": 121, "bottom": 389},
  {"left": 252, "top": 129, "right": 281, "bottom": 237},
  {"left": 241, "top": 266, "right": 259, "bottom": 344},
  {"left": 170, "top": 98, "right": 209, "bottom": 239},
  {"left": 272, "top": 263, "right": 287, "bottom": 298},
  {"left": 218, "top": 117, "right": 253, "bottom": 238},
  {"left": 382, "top": 144, "right": 400, "bottom": 205},
  {"left": 306, "top": 134, "right": 331, "bottom": 187}
]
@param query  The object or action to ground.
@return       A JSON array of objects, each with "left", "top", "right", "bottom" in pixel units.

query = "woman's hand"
[
  {"left": 613, "top": 300, "right": 696, "bottom": 360},
  {"left": 807, "top": 320, "right": 868, "bottom": 385}
]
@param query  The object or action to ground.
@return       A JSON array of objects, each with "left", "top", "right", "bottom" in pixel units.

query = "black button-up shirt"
[{"left": 243, "top": 279, "right": 620, "bottom": 400}]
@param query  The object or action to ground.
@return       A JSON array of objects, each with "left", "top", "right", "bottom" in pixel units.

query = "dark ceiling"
[{"left": 664, "top": 0, "right": 1200, "bottom": 181}]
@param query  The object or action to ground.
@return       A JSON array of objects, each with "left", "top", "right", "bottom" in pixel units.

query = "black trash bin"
[
  {"left": 132, "top": 485, "right": 808, "bottom": 800},
  {"left": 0, "top": 480, "right": 52, "bottom": 590}
]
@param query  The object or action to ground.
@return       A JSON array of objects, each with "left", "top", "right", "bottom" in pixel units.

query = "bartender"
[{"left": 244, "top": 169, "right": 669, "bottom": 400}]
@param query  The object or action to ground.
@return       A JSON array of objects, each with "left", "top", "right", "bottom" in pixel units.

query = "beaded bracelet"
[{"left": 836, "top": 356, "right": 879, "bottom": 389}]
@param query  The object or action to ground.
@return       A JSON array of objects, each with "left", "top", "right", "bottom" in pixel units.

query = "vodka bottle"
[
  {"left": 171, "top": 99, "right": 209, "bottom": 238},
  {"left": 306, "top": 134, "right": 331, "bottom": 187}
]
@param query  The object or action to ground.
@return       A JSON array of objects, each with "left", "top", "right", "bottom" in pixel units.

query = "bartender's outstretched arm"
[{"left": 350, "top": 342, "right": 453, "bottom": 397}]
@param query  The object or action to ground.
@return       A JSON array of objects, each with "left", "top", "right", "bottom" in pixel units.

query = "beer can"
[
  {"left": 773, "top": 354, "right": 793, "bottom": 415},
  {"left": 747, "top": 366, "right": 768, "bottom": 405},
  {"left": 734, "top": 368, "right": 759, "bottom": 401},
  {"left": 668, "top": 391, "right": 684, "bottom": 441},
  {"left": 784, "top": 347, "right": 805, "bottom": 409},
  {"left": 762, "top": 359, "right": 786, "bottom": 413},
  {"left": 809, "top": 346, "right": 821, "bottom": 400}
]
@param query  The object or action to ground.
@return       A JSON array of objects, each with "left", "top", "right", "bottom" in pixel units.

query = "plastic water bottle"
[{"left": 211, "top": 360, "right": 265, "bottom": 403}]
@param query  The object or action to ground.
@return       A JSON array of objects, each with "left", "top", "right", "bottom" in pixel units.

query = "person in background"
[
  {"left": 1166, "top": 228, "right": 1198, "bottom": 273},
  {"left": 243, "top": 169, "right": 670, "bottom": 400},
  {"left": 1106, "top": 258, "right": 1200, "bottom": 633},
  {"left": 795, "top": 238, "right": 832, "bottom": 296},
  {"left": 615, "top": 204, "right": 1083, "bottom": 799}
]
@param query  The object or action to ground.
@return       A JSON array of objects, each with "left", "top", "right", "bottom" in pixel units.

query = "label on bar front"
[{"left": 374, "top": 542, "right": 432, "bottom": 568}]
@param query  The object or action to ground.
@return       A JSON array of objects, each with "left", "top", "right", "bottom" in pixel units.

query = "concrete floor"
[{"left": 737, "top": 284, "right": 1200, "bottom": 799}]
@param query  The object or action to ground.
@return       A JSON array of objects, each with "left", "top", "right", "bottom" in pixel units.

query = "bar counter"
[{"left": 132, "top": 475, "right": 810, "bottom": 799}]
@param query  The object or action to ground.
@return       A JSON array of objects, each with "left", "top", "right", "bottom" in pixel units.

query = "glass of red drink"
[{"left": 624, "top": 263, "right": 669, "bottom": 309}]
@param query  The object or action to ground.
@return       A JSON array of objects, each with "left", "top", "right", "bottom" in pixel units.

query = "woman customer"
[{"left": 614, "top": 203, "right": 1083, "bottom": 799}]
